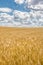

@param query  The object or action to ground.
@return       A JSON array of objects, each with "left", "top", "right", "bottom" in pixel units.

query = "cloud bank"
[
  {"left": 0, "top": 8, "right": 43, "bottom": 27},
  {"left": 0, "top": 0, "right": 43, "bottom": 27},
  {"left": 14, "top": 0, "right": 43, "bottom": 10}
]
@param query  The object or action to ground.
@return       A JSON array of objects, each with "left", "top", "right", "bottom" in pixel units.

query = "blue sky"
[
  {"left": 0, "top": 0, "right": 30, "bottom": 12},
  {"left": 0, "top": 0, "right": 43, "bottom": 27},
  {"left": 0, "top": 0, "right": 14, "bottom": 8}
]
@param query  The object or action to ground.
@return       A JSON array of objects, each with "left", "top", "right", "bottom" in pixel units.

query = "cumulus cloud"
[
  {"left": 14, "top": 0, "right": 43, "bottom": 5},
  {"left": 14, "top": 0, "right": 24, "bottom": 4},
  {"left": 0, "top": 13, "right": 14, "bottom": 26},
  {"left": 13, "top": 10, "right": 43, "bottom": 27},
  {"left": 0, "top": 8, "right": 12, "bottom": 13},
  {"left": 0, "top": 7, "right": 43, "bottom": 27},
  {"left": 25, "top": 0, "right": 43, "bottom": 5},
  {"left": 0, "top": 0, "right": 43, "bottom": 27},
  {"left": 14, "top": 0, "right": 43, "bottom": 11},
  {"left": 0, "top": 9, "right": 22, "bottom": 27},
  {"left": 14, "top": 0, "right": 32, "bottom": 4},
  {"left": 25, "top": 0, "right": 43, "bottom": 11},
  {"left": 30, "top": 0, "right": 43, "bottom": 5}
]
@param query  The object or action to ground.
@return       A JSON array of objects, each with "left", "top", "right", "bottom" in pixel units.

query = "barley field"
[{"left": 0, "top": 27, "right": 43, "bottom": 65}]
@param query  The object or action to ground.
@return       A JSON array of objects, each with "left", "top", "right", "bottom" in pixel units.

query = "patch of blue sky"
[{"left": 0, "top": 0, "right": 30, "bottom": 12}]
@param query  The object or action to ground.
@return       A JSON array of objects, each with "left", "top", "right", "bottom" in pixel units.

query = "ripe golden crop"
[{"left": 0, "top": 27, "right": 43, "bottom": 65}]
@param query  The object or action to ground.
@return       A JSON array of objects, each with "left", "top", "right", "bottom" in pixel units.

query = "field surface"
[{"left": 0, "top": 27, "right": 43, "bottom": 65}]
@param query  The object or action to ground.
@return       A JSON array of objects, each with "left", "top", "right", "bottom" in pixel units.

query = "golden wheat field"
[{"left": 0, "top": 27, "right": 43, "bottom": 65}]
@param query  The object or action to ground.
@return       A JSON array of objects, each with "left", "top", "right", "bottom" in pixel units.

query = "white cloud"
[
  {"left": 14, "top": 0, "right": 43, "bottom": 5},
  {"left": 0, "top": 1, "right": 43, "bottom": 27},
  {"left": 0, "top": 11, "right": 22, "bottom": 27},
  {"left": 13, "top": 10, "right": 29, "bottom": 19},
  {"left": 30, "top": 0, "right": 43, "bottom": 5},
  {"left": 0, "top": 13, "right": 14, "bottom": 26},
  {"left": 14, "top": 0, "right": 24, "bottom": 4},
  {"left": 0, "top": 8, "right": 12, "bottom": 13},
  {"left": 0, "top": 8, "right": 43, "bottom": 27},
  {"left": 25, "top": 0, "right": 43, "bottom": 11},
  {"left": 13, "top": 10, "right": 43, "bottom": 27},
  {"left": 25, "top": 0, "right": 43, "bottom": 5},
  {"left": 14, "top": 0, "right": 43, "bottom": 11},
  {"left": 14, "top": 0, "right": 32, "bottom": 4}
]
